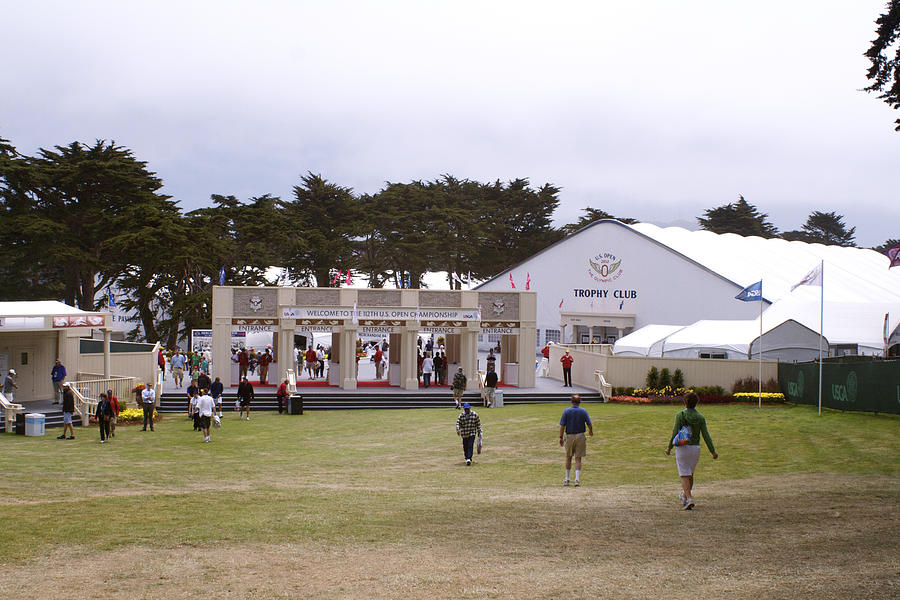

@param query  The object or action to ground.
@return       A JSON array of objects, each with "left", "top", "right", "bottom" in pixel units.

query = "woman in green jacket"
[{"left": 665, "top": 392, "right": 718, "bottom": 510}]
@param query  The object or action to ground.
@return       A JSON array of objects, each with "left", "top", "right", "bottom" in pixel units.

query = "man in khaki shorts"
[{"left": 558, "top": 394, "right": 593, "bottom": 486}]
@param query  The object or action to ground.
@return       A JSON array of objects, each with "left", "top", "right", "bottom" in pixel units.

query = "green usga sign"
[
  {"left": 779, "top": 361, "right": 900, "bottom": 414},
  {"left": 831, "top": 371, "right": 858, "bottom": 403}
]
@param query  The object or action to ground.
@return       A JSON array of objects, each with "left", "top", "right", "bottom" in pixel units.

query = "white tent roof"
[
  {"left": 629, "top": 223, "right": 900, "bottom": 304},
  {"left": 0, "top": 301, "right": 92, "bottom": 317},
  {"left": 613, "top": 324, "right": 684, "bottom": 356},
  {"left": 661, "top": 320, "right": 761, "bottom": 356},
  {"left": 758, "top": 292, "right": 899, "bottom": 352}
]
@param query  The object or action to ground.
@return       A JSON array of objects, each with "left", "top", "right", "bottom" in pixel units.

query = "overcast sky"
[{"left": 2, "top": 0, "right": 897, "bottom": 247}]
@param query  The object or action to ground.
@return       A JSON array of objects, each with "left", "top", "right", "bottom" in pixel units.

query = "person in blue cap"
[{"left": 455, "top": 402, "right": 482, "bottom": 466}]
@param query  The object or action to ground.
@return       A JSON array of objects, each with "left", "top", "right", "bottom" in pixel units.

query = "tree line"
[{"left": 0, "top": 137, "right": 893, "bottom": 345}]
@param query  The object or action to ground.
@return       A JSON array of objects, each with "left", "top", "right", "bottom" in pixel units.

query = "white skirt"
[{"left": 675, "top": 445, "right": 701, "bottom": 476}]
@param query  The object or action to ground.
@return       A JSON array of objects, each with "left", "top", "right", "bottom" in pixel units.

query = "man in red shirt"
[
  {"left": 238, "top": 348, "right": 249, "bottom": 380},
  {"left": 305, "top": 347, "right": 318, "bottom": 379},
  {"left": 560, "top": 349, "right": 574, "bottom": 387},
  {"left": 258, "top": 348, "right": 274, "bottom": 384},
  {"left": 276, "top": 378, "right": 289, "bottom": 414},
  {"left": 373, "top": 346, "right": 384, "bottom": 379}
]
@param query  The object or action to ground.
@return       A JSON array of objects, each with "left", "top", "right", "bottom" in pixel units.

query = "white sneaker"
[
  {"left": 682, "top": 497, "right": 694, "bottom": 510},
  {"left": 205, "top": 437, "right": 210, "bottom": 443},
  {"left": 574, "top": 480, "right": 580, "bottom": 487},
  {"left": 246, "top": 417, "right": 250, "bottom": 421},
  {"left": 563, "top": 479, "right": 570, "bottom": 486}
]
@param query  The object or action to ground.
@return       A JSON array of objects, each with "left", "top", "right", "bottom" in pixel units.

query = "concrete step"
[{"left": 158, "top": 392, "right": 604, "bottom": 412}]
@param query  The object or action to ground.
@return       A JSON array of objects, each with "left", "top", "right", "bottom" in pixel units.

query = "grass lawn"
[{"left": 0, "top": 402, "right": 897, "bottom": 599}]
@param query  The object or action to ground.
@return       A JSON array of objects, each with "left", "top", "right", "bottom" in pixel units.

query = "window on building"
[
  {"left": 699, "top": 352, "right": 727, "bottom": 359},
  {"left": 831, "top": 344, "right": 858, "bottom": 357},
  {"left": 545, "top": 329, "right": 561, "bottom": 344}
]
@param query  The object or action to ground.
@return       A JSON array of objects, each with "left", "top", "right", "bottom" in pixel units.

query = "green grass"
[{"left": 0, "top": 402, "right": 897, "bottom": 563}]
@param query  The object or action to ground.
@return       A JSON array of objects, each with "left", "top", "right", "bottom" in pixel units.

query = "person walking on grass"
[
  {"left": 96, "top": 392, "right": 113, "bottom": 443},
  {"left": 237, "top": 376, "right": 254, "bottom": 420},
  {"left": 456, "top": 402, "right": 482, "bottom": 466},
  {"left": 559, "top": 394, "right": 593, "bottom": 486},
  {"left": 57, "top": 383, "right": 76, "bottom": 440},
  {"left": 196, "top": 388, "right": 216, "bottom": 443},
  {"left": 665, "top": 392, "right": 718, "bottom": 510},
  {"left": 107, "top": 389, "right": 119, "bottom": 438},
  {"left": 210, "top": 376, "right": 224, "bottom": 417},
  {"left": 452, "top": 367, "right": 467, "bottom": 409},
  {"left": 483, "top": 369, "right": 498, "bottom": 408}
]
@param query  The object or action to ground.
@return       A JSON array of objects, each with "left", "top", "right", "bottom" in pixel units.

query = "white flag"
[{"left": 791, "top": 263, "right": 822, "bottom": 291}]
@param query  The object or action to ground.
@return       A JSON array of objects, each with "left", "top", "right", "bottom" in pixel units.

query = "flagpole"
[
  {"left": 758, "top": 282, "right": 763, "bottom": 409},
  {"left": 818, "top": 260, "right": 823, "bottom": 416}
]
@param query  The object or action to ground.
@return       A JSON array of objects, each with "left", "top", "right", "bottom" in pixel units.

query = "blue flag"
[
  {"left": 735, "top": 280, "right": 762, "bottom": 302},
  {"left": 219, "top": 267, "right": 225, "bottom": 285},
  {"left": 107, "top": 287, "right": 116, "bottom": 308}
]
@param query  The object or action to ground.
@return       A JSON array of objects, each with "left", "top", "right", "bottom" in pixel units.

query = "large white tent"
[{"left": 477, "top": 220, "right": 900, "bottom": 357}]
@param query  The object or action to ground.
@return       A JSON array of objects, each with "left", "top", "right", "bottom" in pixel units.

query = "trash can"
[
  {"left": 15, "top": 412, "right": 25, "bottom": 435},
  {"left": 25, "top": 413, "right": 45, "bottom": 436},
  {"left": 289, "top": 395, "right": 303, "bottom": 415},
  {"left": 493, "top": 389, "right": 504, "bottom": 408}
]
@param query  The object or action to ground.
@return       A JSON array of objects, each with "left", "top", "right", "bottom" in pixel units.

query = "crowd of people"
[{"left": 25, "top": 347, "right": 720, "bottom": 511}]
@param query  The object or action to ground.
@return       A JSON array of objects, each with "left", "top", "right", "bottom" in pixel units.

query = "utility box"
[
  {"left": 290, "top": 395, "right": 303, "bottom": 415},
  {"left": 493, "top": 389, "right": 504, "bottom": 408},
  {"left": 25, "top": 413, "right": 46, "bottom": 436},
  {"left": 15, "top": 412, "right": 25, "bottom": 435}
]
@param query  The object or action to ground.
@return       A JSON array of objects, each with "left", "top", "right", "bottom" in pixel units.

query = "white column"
[
  {"left": 103, "top": 328, "right": 112, "bottom": 379},
  {"left": 402, "top": 323, "right": 419, "bottom": 390},
  {"left": 340, "top": 325, "right": 358, "bottom": 389},
  {"left": 461, "top": 328, "right": 479, "bottom": 390}
]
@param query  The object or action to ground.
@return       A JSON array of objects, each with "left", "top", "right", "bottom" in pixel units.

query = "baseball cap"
[
  {"left": 462, "top": 402, "right": 471, "bottom": 408},
  {"left": 8, "top": 369, "right": 15, "bottom": 375}
]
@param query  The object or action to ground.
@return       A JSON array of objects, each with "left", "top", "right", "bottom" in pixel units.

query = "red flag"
[
  {"left": 509, "top": 273, "right": 516, "bottom": 289},
  {"left": 331, "top": 269, "right": 342, "bottom": 285},
  {"left": 525, "top": 272, "right": 531, "bottom": 290},
  {"left": 887, "top": 242, "right": 900, "bottom": 268},
  {"left": 345, "top": 270, "right": 352, "bottom": 285},
  {"left": 558, "top": 298, "right": 564, "bottom": 309}
]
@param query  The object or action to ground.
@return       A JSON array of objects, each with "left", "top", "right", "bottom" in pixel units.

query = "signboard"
[
  {"left": 233, "top": 325, "right": 274, "bottom": 333},
  {"left": 282, "top": 307, "right": 481, "bottom": 321},
  {"left": 482, "top": 327, "right": 519, "bottom": 334},
  {"left": 297, "top": 325, "right": 337, "bottom": 333},
  {"left": 232, "top": 318, "right": 276, "bottom": 326},
  {"left": 191, "top": 329, "right": 212, "bottom": 350},
  {"left": 52, "top": 315, "right": 105, "bottom": 328},
  {"left": 421, "top": 327, "right": 461, "bottom": 335},
  {"left": 360, "top": 326, "right": 397, "bottom": 335},
  {"left": 0, "top": 317, "right": 45, "bottom": 330}
]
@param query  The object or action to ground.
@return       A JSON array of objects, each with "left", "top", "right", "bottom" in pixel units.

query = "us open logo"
[{"left": 588, "top": 252, "right": 623, "bottom": 282}]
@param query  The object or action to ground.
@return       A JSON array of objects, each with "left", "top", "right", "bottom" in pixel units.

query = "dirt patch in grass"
[{"left": 2, "top": 473, "right": 896, "bottom": 600}]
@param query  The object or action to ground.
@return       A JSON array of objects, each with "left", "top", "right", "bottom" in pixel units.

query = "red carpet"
[
  {"left": 357, "top": 381, "right": 394, "bottom": 388},
  {"left": 230, "top": 381, "right": 278, "bottom": 388},
  {"left": 295, "top": 381, "right": 336, "bottom": 388}
]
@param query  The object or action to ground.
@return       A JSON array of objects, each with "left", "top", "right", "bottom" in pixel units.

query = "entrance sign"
[
  {"left": 483, "top": 327, "right": 519, "bottom": 334},
  {"left": 234, "top": 324, "right": 274, "bottom": 333},
  {"left": 297, "top": 325, "right": 336, "bottom": 333},
  {"left": 422, "top": 327, "right": 461, "bottom": 335},
  {"left": 360, "top": 326, "right": 397, "bottom": 335}
]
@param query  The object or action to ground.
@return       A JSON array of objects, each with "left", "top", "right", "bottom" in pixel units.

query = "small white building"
[{"left": 476, "top": 220, "right": 900, "bottom": 359}]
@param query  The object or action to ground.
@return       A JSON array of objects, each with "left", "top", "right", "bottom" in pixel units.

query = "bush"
[
  {"left": 673, "top": 369, "right": 685, "bottom": 388},
  {"left": 659, "top": 368, "right": 672, "bottom": 389},
  {"left": 645, "top": 366, "right": 659, "bottom": 389},
  {"left": 733, "top": 392, "right": 785, "bottom": 402},
  {"left": 764, "top": 378, "right": 780, "bottom": 393}
]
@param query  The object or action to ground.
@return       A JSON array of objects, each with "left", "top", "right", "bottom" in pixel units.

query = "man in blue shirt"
[
  {"left": 558, "top": 394, "right": 593, "bottom": 486},
  {"left": 51, "top": 359, "right": 67, "bottom": 404}
]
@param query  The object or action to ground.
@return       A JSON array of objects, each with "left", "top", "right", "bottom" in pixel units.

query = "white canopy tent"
[{"left": 613, "top": 324, "right": 684, "bottom": 356}]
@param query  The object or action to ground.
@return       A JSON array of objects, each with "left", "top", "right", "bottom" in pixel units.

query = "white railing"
[
  {"left": 0, "top": 390, "right": 26, "bottom": 433},
  {"left": 67, "top": 384, "right": 95, "bottom": 427},
  {"left": 73, "top": 376, "right": 138, "bottom": 410},
  {"left": 593, "top": 370, "right": 612, "bottom": 402}
]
